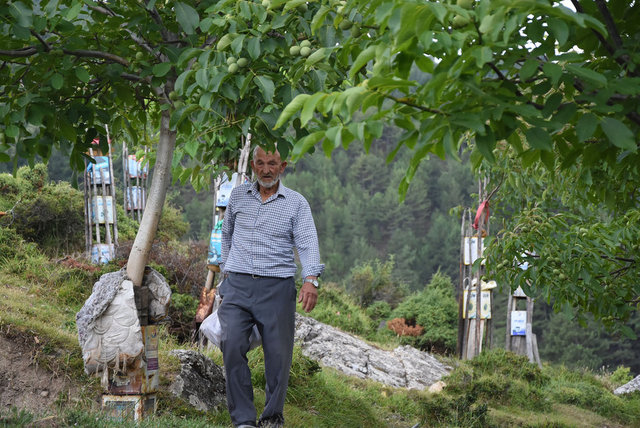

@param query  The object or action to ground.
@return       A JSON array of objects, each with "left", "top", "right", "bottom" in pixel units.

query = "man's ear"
[{"left": 280, "top": 161, "right": 287, "bottom": 171}]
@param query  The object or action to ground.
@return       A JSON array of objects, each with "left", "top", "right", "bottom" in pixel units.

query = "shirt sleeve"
[
  {"left": 220, "top": 189, "right": 236, "bottom": 273},
  {"left": 293, "top": 197, "right": 325, "bottom": 279}
]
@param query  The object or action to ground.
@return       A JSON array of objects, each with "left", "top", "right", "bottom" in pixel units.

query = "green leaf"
[
  {"left": 576, "top": 113, "right": 598, "bottom": 142},
  {"left": 524, "top": 127, "right": 553, "bottom": 151},
  {"left": 184, "top": 139, "right": 199, "bottom": 158},
  {"left": 274, "top": 94, "right": 310, "bottom": 129},
  {"left": 291, "top": 131, "right": 324, "bottom": 160},
  {"left": 300, "top": 93, "right": 324, "bottom": 127},
  {"left": 600, "top": 118, "right": 637, "bottom": 152},
  {"left": 51, "top": 73, "right": 64, "bottom": 90},
  {"left": 217, "top": 33, "right": 235, "bottom": 51},
  {"left": 152, "top": 62, "right": 172, "bottom": 77},
  {"left": 543, "top": 62, "right": 563, "bottom": 87},
  {"left": 255, "top": 76, "right": 274, "bottom": 103},
  {"left": 247, "top": 38, "right": 261, "bottom": 60},
  {"left": 175, "top": 2, "right": 200, "bottom": 35},
  {"left": 5, "top": 125, "right": 19, "bottom": 138},
  {"left": 305, "top": 47, "right": 328, "bottom": 67},
  {"left": 566, "top": 64, "right": 607, "bottom": 87},
  {"left": 75, "top": 67, "right": 90, "bottom": 83},
  {"left": 349, "top": 45, "right": 376, "bottom": 79},
  {"left": 0, "top": 153, "right": 10, "bottom": 162},
  {"left": 519, "top": 58, "right": 539, "bottom": 81},
  {"left": 9, "top": 1, "right": 33, "bottom": 27},
  {"left": 472, "top": 46, "right": 493, "bottom": 68}
]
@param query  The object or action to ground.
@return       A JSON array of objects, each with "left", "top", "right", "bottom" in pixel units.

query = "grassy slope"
[{"left": 0, "top": 236, "right": 638, "bottom": 427}]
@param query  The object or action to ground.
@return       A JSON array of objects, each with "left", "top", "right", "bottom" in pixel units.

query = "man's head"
[{"left": 251, "top": 146, "right": 287, "bottom": 189}]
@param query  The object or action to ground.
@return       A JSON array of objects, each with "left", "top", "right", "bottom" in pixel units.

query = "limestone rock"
[
  {"left": 614, "top": 374, "right": 640, "bottom": 395},
  {"left": 294, "top": 313, "right": 451, "bottom": 390},
  {"left": 169, "top": 350, "right": 226, "bottom": 411}
]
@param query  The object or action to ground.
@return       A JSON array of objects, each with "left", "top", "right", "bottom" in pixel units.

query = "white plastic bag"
[{"left": 200, "top": 294, "right": 262, "bottom": 350}]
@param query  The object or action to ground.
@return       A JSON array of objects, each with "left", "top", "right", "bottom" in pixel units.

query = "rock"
[
  {"left": 294, "top": 314, "right": 451, "bottom": 390},
  {"left": 169, "top": 350, "right": 226, "bottom": 412},
  {"left": 428, "top": 380, "right": 446, "bottom": 393},
  {"left": 614, "top": 374, "right": 640, "bottom": 395}
]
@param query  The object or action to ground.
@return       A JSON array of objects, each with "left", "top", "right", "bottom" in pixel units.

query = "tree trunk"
[{"left": 126, "top": 109, "right": 176, "bottom": 286}]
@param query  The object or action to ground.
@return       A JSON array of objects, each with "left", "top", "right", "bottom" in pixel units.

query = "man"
[{"left": 218, "top": 145, "right": 324, "bottom": 428}]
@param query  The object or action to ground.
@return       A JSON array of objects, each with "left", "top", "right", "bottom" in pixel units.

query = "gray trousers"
[{"left": 218, "top": 273, "right": 297, "bottom": 427}]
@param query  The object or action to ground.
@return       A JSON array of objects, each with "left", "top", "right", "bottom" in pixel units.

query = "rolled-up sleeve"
[{"left": 293, "top": 198, "right": 325, "bottom": 279}]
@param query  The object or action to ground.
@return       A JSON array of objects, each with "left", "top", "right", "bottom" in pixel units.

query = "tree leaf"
[
  {"left": 247, "top": 37, "right": 260, "bottom": 60},
  {"left": 274, "top": 94, "right": 310, "bottom": 129},
  {"left": 349, "top": 45, "right": 376, "bottom": 79},
  {"left": 255, "top": 76, "right": 274, "bottom": 103},
  {"left": 300, "top": 93, "right": 325, "bottom": 127},
  {"left": 51, "top": 73, "right": 64, "bottom": 90},
  {"left": 566, "top": 64, "right": 607, "bottom": 87},
  {"left": 524, "top": 127, "right": 553, "bottom": 151},
  {"left": 175, "top": 2, "right": 200, "bottom": 35},
  {"left": 5, "top": 125, "right": 19, "bottom": 138},
  {"left": 184, "top": 138, "right": 199, "bottom": 158},
  {"left": 576, "top": 113, "right": 598, "bottom": 142},
  {"left": 600, "top": 118, "right": 637, "bottom": 152},
  {"left": 291, "top": 131, "right": 324, "bottom": 160},
  {"left": 75, "top": 67, "right": 90, "bottom": 83},
  {"left": 152, "top": 62, "right": 172, "bottom": 77}
]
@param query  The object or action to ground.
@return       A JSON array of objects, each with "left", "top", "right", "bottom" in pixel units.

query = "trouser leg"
[
  {"left": 253, "top": 276, "right": 297, "bottom": 421},
  {"left": 219, "top": 275, "right": 258, "bottom": 426}
]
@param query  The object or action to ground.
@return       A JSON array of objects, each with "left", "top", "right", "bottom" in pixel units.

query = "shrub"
[
  {"left": 610, "top": 366, "right": 633, "bottom": 388},
  {"left": 309, "top": 284, "right": 375, "bottom": 337},
  {"left": 387, "top": 317, "right": 424, "bottom": 337},
  {"left": 16, "top": 163, "right": 47, "bottom": 190},
  {"left": 391, "top": 271, "right": 458, "bottom": 354},
  {"left": 348, "top": 256, "right": 408, "bottom": 308},
  {"left": 366, "top": 300, "right": 391, "bottom": 321}
]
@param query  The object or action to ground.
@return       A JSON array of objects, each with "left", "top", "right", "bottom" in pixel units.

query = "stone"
[
  {"left": 169, "top": 349, "right": 226, "bottom": 412},
  {"left": 294, "top": 314, "right": 451, "bottom": 390},
  {"left": 614, "top": 374, "right": 640, "bottom": 395}
]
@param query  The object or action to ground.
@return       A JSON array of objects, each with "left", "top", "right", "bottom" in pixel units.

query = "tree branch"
[
  {"left": 594, "top": 0, "right": 623, "bottom": 50},
  {"left": 63, "top": 49, "right": 130, "bottom": 67},
  {"left": 0, "top": 47, "right": 37, "bottom": 57},
  {"left": 385, "top": 94, "right": 446, "bottom": 116}
]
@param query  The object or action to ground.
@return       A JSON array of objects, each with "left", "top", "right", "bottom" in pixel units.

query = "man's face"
[{"left": 251, "top": 147, "right": 287, "bottom": 189}]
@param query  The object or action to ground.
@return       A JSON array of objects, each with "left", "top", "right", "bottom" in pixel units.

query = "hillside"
[{"left": 1, "top": 166, "right": 640, "bottom": 427}]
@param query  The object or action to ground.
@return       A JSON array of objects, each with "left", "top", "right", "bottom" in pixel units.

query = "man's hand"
[{"left": 298, "top": 281, "right": 318, "bottom": 312}]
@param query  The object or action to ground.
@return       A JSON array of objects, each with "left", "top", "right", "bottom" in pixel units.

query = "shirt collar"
[{"left": 248, "top": 180, "right": 289, "bottom": 200}]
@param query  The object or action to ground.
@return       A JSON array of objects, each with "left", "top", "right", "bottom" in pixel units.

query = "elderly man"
[{"left": 218, "top": 146, "right": 324, "bottom": 428}]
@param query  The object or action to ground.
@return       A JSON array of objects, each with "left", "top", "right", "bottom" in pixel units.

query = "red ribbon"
[{"left": 473, "top": 200, "right": 489, "bottom": 230}]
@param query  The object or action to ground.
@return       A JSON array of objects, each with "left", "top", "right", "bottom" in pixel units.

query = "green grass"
[{"left": 0, "top": 243, "right": 639, "bottom": 427}]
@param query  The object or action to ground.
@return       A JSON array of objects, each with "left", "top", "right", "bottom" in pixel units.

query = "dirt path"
[{"left": 0, "top": 332, "right": 75, "bottom": 416}]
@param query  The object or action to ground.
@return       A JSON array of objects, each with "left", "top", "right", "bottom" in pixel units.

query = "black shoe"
[{"left": 258, "top": 414, "right": 284, "bottom": 428}]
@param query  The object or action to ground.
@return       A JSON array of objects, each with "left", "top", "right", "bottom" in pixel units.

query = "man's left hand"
[{"left": 298, "top": 281, "right": 318, "bottom": 312}]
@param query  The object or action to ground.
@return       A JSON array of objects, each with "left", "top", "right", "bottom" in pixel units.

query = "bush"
[
  {"left": 391, "top": 271, "right": 458, "bottom": 354},
  {"left": 309, "top": 284, "right": 376, "bottom": 337},
  {"left": 348, "top": 257, "right": 408, "bottom": 308},
  {"left": 366, "top": 300, "right": 391, "bottom": 321}
]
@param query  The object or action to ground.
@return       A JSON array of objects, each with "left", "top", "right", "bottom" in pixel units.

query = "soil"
[{"left": 0, "top": 330, "right": 77, "bottom": 417}]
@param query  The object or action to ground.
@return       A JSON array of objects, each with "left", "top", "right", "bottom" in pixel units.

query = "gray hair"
[{"left": 252, "top": 144, "right": 282, "bottom": 160}]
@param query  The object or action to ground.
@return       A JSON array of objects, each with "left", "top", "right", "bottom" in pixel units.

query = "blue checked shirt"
[{"left": 221, "top": 180, "right": 324, "bottom": 280}]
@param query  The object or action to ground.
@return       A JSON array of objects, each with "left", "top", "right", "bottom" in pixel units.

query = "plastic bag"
[{"left": 200, "top": 294, "right": 262, "bottom": 350}]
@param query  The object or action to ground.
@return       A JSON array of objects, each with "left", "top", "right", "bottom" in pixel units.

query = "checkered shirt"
[{"left": 221, "top": 180, "right": 324, "bottom": 280}]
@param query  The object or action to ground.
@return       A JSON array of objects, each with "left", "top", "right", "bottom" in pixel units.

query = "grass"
[{"left": 0, "top": 242, "right": 639, "bottom": 427}]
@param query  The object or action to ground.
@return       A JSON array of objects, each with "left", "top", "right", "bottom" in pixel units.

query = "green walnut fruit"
[
  {"left": 237, "top": 58, "right": 249, "bottom": 67},
  {"left": 192, "top": 61, "right": 202, "bottom": 70},
  {"left": 173, "top": 100, "right": 184, "bottom": 109},
  {"left": 228, "top": 63, "right": 239, "bottom": 73},
  {"left": 300, "top": 40, "right": 311, "bottom": 48},
  {"left": 262, "top": 0, "right": 270, "bottom": 7},
  {"left": 169, "top": 91, "right": 179, "bottom": 101},
  {"left": 227, "top": 56, "right": 237, "bottom": 65},
  {"left": 297, "top": 3, "right": 308, "bottom": 12},
  {"left": 300, "top": 46, "right": 311, "bottom": 57},
  {"left": 135, "top": 51, "right": 144, "bottom": 61},
  {"left": 290, "top": 45, "right": 301, "bottom": 56},
  {"left": 339, "top": 20, "right": 353, "bottom": 30},
  {"left": 452, "top": 14, "right": 470, "bottom": 28},
  {"left": 351, "top": 24, "right": 361, "bottom": 37},
  {"left": 456, "top": 0, "right": 474, "bottom": 9}
]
